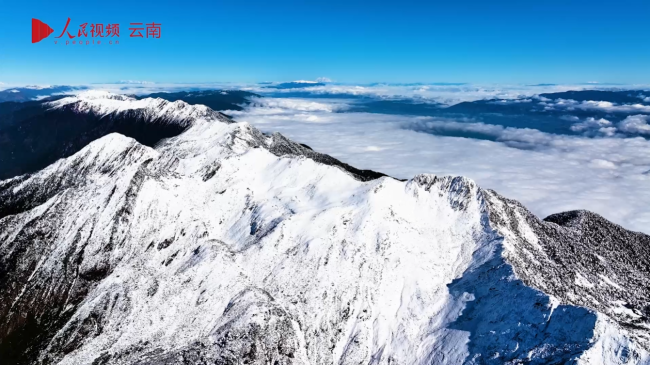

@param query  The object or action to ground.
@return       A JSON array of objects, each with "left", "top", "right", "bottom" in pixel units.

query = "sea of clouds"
[{"left": 224, "top": 89, "right": 650, "bottom": 234}]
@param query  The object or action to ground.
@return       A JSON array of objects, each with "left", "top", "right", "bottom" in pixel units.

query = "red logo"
[
  {"left": 32, "top": 18, "right": 53, "bottom": 43},
  {"left": 32, "top": 18, "right": 161, "bottom": 45}
]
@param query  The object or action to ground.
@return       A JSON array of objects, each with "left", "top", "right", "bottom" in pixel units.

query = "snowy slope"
[
  {"left": 485, "top": 193, "right": 650, "bottom": 351},
  {"left": 0, "top": 90, "right": 233, "bottom": 179},
  {"left": 46, "top": 90, "right": 229, "bottom": 127},
  {"left": 0, "top": 92, "right": 648, "bottom": 365}
]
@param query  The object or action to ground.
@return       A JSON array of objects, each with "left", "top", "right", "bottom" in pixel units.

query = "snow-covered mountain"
[
  {"left": 46, "top": 90, "right": 228, "bottom": 127},
  {"left": 0, "top": 91, "right": 230, "bottom": 179},
  {"left": 0, "top": 92, "right": 648, "bottom": 365}
]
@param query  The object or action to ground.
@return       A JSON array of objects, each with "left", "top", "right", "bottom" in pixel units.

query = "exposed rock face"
[{"left": 0, "top": 92, "right": 648, "bottom": 365}]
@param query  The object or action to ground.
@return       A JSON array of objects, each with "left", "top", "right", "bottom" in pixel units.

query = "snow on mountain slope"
[
  {"left": 0, "top": 90, "right": 233, "bottom": 180},
  {"left": 0, "top": 92, "right": 649, "bottom": 365},
  {"left": 485, "top": 193, "right": 650, "bottom": 351},
  {"left": 46, "top": 90, "right": 228, "bottom": 127}
]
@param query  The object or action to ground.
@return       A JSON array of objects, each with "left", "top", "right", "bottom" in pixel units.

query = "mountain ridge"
[{"left": 0, "top": 91, "right": 648, "bottom": 364}]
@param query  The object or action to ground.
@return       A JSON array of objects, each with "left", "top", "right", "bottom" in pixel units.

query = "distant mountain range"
[
  {"left": 351, "top": 90, "right": 650, "bottom": 139},
  {"left": 136, "top": 90, "right": 259, "bottom": 112},
  {"left": 264, "top": 81, "right": 327, "bottom": 89},
  {"left": 0, "top": 86, "right": 87, "bottom": 102}
]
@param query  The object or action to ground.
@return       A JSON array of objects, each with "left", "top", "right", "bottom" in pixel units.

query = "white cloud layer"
[
  {"left": 74, "top": 82, "right": 650, "bottom": 106},
  {"left": 248, "top": 83, "right": 650, "bottom": 105},
  {"left": 8, "top": 81, "right": 649, "bottom": 108},
  {"left": 542, "top": 99, "right": 650, "bottom": 113},
  {"left": 227, "top": 97, "right": 650, "bottom": 234},
  {"left": 247, "top": 97, "right": 351, "bottom": 113},
  {"left": 570, "top": 118, "right": 617, "bottom": 137},
  {"left": 257, "top": 84, "right": 579, "bottom": 105},
  {"left": 619, "top": 115, "right": 650, "bottom": 135},
  {"left": 559, "top": 115, "right": 650, "bottom": 137}
]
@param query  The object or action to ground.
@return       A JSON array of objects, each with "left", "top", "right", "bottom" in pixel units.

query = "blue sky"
[{"left": 1, "top": 0, "right": 649, "bottom": 85}]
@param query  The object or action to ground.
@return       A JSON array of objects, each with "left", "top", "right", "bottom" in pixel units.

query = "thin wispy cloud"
[{"left": 116, "top": 80, "right": 156, "bottom": 85}]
